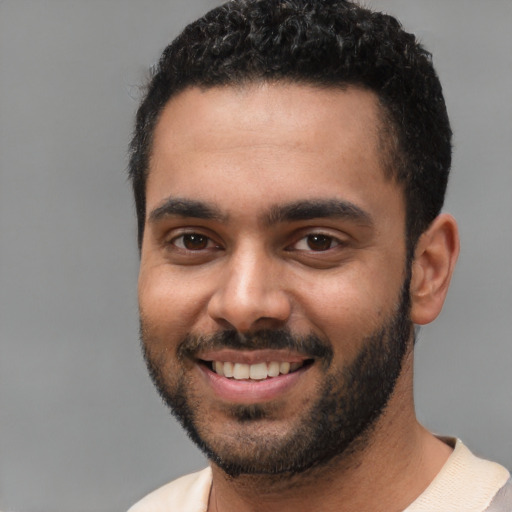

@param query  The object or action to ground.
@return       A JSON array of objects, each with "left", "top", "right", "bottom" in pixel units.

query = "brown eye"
[
  {"left": 306, "top": 234, "right": 334, "bottom": 251},
  {"left": 291, "top": 233, "right": 341, "bottom": 252},
  {"left": 175, "top": 233, "right": 210, "bottom": 250}
]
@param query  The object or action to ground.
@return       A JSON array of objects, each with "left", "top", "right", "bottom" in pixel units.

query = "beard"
[{"left": 141, "top": 272, "right": 412, "bottom": 478}]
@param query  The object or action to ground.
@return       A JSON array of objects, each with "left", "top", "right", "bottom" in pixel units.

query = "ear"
[{"left": 410, "top": 213, "right": 460, "bottom": 325}]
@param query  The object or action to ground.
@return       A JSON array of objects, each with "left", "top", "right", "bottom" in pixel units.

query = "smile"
[
  {"left": 211, "top": 360, "right": 308, "bottom": 380},
  {"left": 195, "top": 351, "right": 316, "bottom": 403},
  {"left": 195, "top": 349, "right": 316, "bottom": 402}
]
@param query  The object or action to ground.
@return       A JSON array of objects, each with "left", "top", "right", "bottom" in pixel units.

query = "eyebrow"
[
  {"left": 266, "top": 199, "right": 373, "bottom": 226},
  {"left": 148, "top": 198, "right": 226, "bottom": 223},
  {"left": 148, "top": 197, "right": 373, "bottom": 227}
]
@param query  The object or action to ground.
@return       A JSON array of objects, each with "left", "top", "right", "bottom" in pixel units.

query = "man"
[{"left": 127, "top": 1, "right": 511, "bottom": 510}]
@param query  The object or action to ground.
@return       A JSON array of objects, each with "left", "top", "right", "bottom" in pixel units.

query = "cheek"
[
  {"left": 291, "top": 263, "right": 404, "bottom": 344},
  {"left": 138, "top": 266, "right": 208, "bottom": 343}
]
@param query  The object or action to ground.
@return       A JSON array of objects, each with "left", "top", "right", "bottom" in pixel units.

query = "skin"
[{"left": 138, "top": 83, "right": 459, "bottom": 512}]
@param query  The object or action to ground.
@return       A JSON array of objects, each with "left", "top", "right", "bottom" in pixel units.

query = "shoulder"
[
  {"left": 128, "top": 467, "right": 212, "bottom": 512},
  {"left": 486, "top": 477, "right": 512, "bottom": 512},
  {"left": 406, "top": 438, "right": 510, "bottom": 512}
]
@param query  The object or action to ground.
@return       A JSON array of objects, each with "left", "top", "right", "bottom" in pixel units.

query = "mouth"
[
  {"left": 204, "top": 359, "right": 314, "bottom": 380},
  {"left": 195, "top": 349, "right": 317, "bottom": 403}
]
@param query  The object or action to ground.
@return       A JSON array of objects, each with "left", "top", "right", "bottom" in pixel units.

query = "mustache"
[{"left": 177, "top": 329, "right": 333, "bottom": 363}]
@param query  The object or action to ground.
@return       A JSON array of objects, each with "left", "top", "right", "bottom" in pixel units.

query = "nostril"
[{"left": 206, "top": 264, "right": 292, "bottom": 331}]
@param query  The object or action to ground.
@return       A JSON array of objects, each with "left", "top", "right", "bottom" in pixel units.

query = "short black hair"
[{"left": 129, "top": 0, "right": 452, "bottom": 249}]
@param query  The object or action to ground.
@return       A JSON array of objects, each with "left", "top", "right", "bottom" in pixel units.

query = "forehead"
[{"left": 147, "top": 83, "right": 400, "bottom": 218}]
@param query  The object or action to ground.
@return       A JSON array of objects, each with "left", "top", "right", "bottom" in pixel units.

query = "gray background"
[{"left": 0, "top": 1, "right": 510, "bottom": 511}]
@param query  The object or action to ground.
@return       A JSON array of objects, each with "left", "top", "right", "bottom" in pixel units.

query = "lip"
[
  {"left": 197, "top": 359, "right": 312, "bottom": 404},
  {"left": 198, "top": 348, "right": 309, "bottom": 365}
]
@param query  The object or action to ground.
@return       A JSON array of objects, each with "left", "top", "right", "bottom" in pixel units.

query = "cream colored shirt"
[{"left": 128, "top": 440, "right": 510, "bottom": 512}]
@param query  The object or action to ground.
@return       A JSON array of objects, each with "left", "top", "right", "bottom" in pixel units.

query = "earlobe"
[{"left": 410, "top": 214, "right": 460, "bottom": 325}]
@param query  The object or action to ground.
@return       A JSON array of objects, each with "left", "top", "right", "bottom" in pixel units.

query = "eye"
[
  {"left": 172, "top": 233, "right": 218, "bottom": 251},
  {"left": 292, "top": 233, "right": 340, "bottom": 252}
]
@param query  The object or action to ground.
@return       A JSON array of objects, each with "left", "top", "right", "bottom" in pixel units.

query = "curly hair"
[{"left": 129, "top": 0, "right": 452, "bottom": 250}]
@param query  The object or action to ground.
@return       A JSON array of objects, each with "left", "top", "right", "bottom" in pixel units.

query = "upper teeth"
[{"left": 212, "top": 361, "right": 303, "bottom": 380}]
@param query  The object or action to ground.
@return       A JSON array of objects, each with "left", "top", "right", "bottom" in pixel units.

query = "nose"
[{"left": 207, "top": 246, "right": 292, "bottom": 332}]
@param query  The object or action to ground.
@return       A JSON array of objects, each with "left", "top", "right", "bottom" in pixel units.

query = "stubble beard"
[{"left": 141, "top": 273, "right": 412, "bottom": 479}]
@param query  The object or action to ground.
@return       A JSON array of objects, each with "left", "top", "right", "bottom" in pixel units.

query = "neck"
[{"left": 208, "top": 348, "right": 452, "bottom": 512}]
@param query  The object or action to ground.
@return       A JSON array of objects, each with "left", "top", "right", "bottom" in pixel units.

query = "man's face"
[{"left": 138, "top": 84, "right": 413, "bottom": 475}]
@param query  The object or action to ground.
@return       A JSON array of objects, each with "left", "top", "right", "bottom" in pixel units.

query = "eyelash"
[
  {"left": 169, "top": 232, "right": 221, "bottom": 251},
  {"left": 168, "top": 231, "right": 344, "bottom": 253},
  {"left": 289, "top": 233, "right": 341, "bottom": 252}
]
